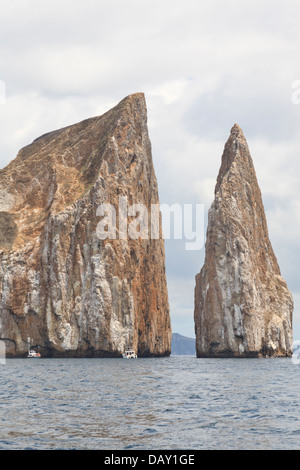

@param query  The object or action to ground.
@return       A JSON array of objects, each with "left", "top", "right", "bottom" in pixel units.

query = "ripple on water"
[{"left": 0, "top": 357, "right": 299, "bottom": 450}]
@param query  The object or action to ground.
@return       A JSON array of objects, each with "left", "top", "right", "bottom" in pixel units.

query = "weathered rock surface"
[
  {"left": 0, "top": 93, "right": 172, "bottom": 357},
  {"left": 194, "top": 124, "right": 293, "bottom": 357}
]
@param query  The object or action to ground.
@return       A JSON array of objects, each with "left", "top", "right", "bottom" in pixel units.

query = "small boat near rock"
[
  {"left": 27, "top": 337, "right": 41, "bottom": 358},
  {"left": 27, "top": 349, "right": 41, "bottom": 358},
  {"left": 122, "top": 348, "right": 137, "bottom": 359}
]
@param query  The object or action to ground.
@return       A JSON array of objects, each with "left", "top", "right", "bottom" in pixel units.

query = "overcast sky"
[{"left": 1, "top": 0, "right": 300, "bottom": 339}]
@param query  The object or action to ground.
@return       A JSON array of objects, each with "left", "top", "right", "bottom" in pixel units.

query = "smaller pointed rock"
[{"left": 194, "top": 125, "right": 293, "bottom": 357}]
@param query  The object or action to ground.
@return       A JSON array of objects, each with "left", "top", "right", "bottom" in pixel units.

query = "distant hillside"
[
  {"left": 293, "top": 340, "right": 300, "bottom": 352},
  {"left": 171, "top": 336, "right": 300, "bottom": 357},
  {"left": 171, "top": 333, "right": 196, "bottom": 356}
]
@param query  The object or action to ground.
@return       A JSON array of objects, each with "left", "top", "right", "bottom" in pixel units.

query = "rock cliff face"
[
  {"left": 0, "top": 93, "right": 172, "bottom": 357},
  {"left": 194, "top": 124, "right": 293, "bottom": 357}
]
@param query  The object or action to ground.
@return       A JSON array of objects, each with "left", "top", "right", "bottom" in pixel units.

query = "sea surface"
[{"left": 0, "top": 356, "right": 300, "bottom": 450}]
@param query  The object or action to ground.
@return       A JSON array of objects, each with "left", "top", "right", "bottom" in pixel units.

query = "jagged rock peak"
[
  {"left": 0, "top": 93, "right": 172, "bottom": 358},
  {"left": 194, "top": 125, "right": 293, "bottom": 358},
  {"left": 215, "top": 123, "right": 252, "bottom": 194}
]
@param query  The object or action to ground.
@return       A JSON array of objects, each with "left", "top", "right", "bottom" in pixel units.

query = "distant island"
[
  {"left": 293, "top": 341, "right": 300, "bottom": 352},
  {"left": 171, "top": 333, "right": 196, "bottom": 356}
]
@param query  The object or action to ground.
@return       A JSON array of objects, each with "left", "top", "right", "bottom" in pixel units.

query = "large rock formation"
[
  {"left": 194, "top": 124, "right": 293, "bottom": 357},
  {"left": 0, "top": 93, "right": 172, "bottom": 357}
]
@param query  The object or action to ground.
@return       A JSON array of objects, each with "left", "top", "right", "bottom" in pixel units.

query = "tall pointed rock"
[
  {"left": 194, "top": 124, "right": 293, "bottom": 357},
  {"left": 0, "top": 93, "right": 171, "bottom": 357}
]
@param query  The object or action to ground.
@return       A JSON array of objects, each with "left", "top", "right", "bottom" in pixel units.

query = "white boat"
[
  {"left": 27, "top": 338, "right": 41, "bottom": 358},
  {"left": 27, "top": 349, "right": 41, "bottom": 358},
  {"left": 122, "top": 348, "right": 137, "bottom": 359}
]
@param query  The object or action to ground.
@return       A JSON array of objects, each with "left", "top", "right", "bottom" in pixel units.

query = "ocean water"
[{"left": 0, "top": 356, "right": 300, "bottom": 450}]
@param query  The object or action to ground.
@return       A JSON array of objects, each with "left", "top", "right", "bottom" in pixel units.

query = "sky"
[{"left": 0, "top": 0, "right": 300, "bottom": 339}]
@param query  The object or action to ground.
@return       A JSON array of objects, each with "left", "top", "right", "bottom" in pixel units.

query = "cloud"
[
  {"left": 0, "top": 0, "right": 300, "bottom": 337},
  {"left": 185, "top": 75, "right": 300, "bottom": 143}
]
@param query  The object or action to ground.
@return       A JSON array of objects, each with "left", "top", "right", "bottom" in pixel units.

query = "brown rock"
[
  {"left": 0, "top": 93, "right": 172, "bottom": 357},
  {"left": 194, "top": 124, "right": 293, "bottom": 357}
]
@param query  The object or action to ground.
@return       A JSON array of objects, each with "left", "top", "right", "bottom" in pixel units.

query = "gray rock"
[{"left": 194, "top": 124, "right": 293, "bottom": 357}]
